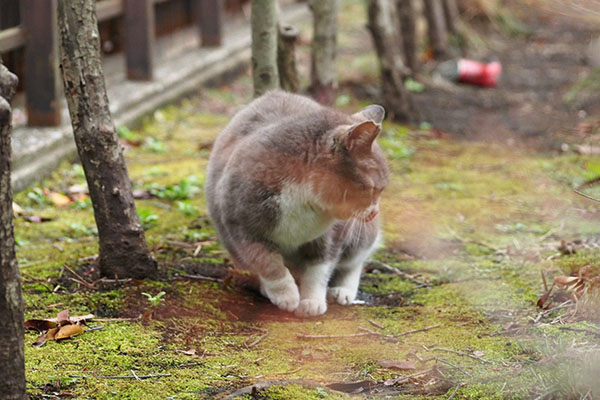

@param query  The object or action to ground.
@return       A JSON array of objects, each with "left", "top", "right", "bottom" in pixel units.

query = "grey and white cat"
[{"left": 205, "top": 90, "right": 389, "bottom": 316}]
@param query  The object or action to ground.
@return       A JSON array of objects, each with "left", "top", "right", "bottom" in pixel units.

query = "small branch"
[
  {"left": 365, "top": 260, "right": 430, "bottom": 287},
  {"left": 432, "top": 348, "right": 491, "bottom": 364},
  {"left": 245, "top": 329, "right": 269, "bottom": 348},
  {"left": 175, "top": 273, "right": 223, "bottom": 282},
  {"left": 573, "top": 189, "right": 600, "bottom": 203},
  {"left": 297, "top": 332, "right": 372, "bottom": 340},
  {"left": 435, "top": 357, "right": 472, "bottom": 378},
  {"left": 369, "top": 319, "right": 384, "bottom": 329},
  {"left": 130, "top": 370, "right": 141, "bottom": 381},
  {"left": 63, "top": 264, "right": 95, "bottom": 288},
  {"left": 446, "top": 384, "right": 460, "bottom": 400},
  {"left": 96, "top": 373, "right": 171, "bottom": 380},
  {"left": 558, "top": 326, "right": 600, "bottom": 338},
  {"left": 393, "top": 324, "right": 441, "bottom": 337}
]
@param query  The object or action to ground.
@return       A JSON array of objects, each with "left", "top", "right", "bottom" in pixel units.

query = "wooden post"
[
  {"left": 277, "top": 23, "right": 299, "bottom": 93},
  {"left": 198, "top": 0, "right": 223, "bottom": 47},
  {"left": 124, "top": 0, "right": 155, "bottom": 80},
  {"left": 21, "top": 0, "right": 61, "bottom": 126}
]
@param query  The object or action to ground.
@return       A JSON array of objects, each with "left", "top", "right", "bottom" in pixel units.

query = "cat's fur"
[{"left": 205, "top": 90, "right": 389, "bottom": 316}]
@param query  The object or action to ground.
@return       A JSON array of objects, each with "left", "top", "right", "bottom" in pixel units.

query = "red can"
[{"left": 457, "top": 59, "right": 502, "bottom": 87}]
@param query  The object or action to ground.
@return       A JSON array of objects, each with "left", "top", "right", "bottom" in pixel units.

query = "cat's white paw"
[
  {"left": 295, "top": 298, "right": 327, "bottom": 317},
  {"left": 327, "top": 287, "right": 356, "bottom": 305},
  {"left": 261, "top": 277, "right": 300, "bottom": 312}
]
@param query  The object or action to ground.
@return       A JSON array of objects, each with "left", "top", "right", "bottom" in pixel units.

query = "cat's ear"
[
  {"left": 346, "top": 121, "right": 381, "bottom": 152},
  {"left": 354, "top": 105, "right": 385, "bottom": 124}
]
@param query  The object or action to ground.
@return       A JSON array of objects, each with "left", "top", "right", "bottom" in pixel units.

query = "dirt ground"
[{"left": 14, "top": 1, "right": 600, "bottom": 399}]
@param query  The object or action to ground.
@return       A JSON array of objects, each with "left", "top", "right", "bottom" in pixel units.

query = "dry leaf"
[
  {"left": 47, "top": 192, "right": 72, "bottom": 207},
  {"left": 25, "top": 319, "right": 58, "bottom": 332},
  {"left": 45, "top": 327, "right": 60, "bottom": 340},
  {"left": 56, "top": 309, "right": 71, "bottom": 326},
  {"left": 55, "top": 324, "right": 84, "bottom": 340},
  {"left": 554, "top": 276, "right": 580, "bottom": 287},
  {"left": 473, "top": 350, "right": 485, "bottom": 358},
  {"left": 12, "top": 202, "right": 24, "bottom": 216},
  {"left": 378, "top": 360, "right": 417, "bottom": 370},
  {"left": 176, "top": 349, "right": 197, "bottom": 356}
]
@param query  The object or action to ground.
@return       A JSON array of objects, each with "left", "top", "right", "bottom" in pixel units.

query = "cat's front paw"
[
  {"left": 327, "top": 287, "right": 356, "bottom": 305},
  {"left": 295, "top": 298, "right": 327, "bottom": 317},
  {"left": 261, "top": 277, "right": 300, "bottom": 312}
]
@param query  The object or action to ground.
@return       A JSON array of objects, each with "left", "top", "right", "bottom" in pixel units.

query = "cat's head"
[{"left": 311, "top": 105, "right": 389, "bottom": 222}]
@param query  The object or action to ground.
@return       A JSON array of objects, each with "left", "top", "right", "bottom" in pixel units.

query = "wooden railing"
[{"left": 0, "top": 0, "right": 225, "bottom": 127}]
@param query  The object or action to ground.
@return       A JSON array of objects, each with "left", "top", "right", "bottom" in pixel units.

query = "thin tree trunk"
[
  {"left": 0, "top": 62, "right": 26, "bottom": 400},
  {"left": 251, "top": 0, "right": 279, "bottom": 97},
  {"left": 310, "top": 0, "right": 338, "bottom": 105},
  {"left": 57, "top": 0, "right": 157, "bottom": 279},
  {"left": 397, "top": 0, "right": 418, "bottom": 74},
  {"left": 423, "top": 0, "right": 449, "bottom": 58},
  {"left": 277, "top": 23, "right": 300, "bottom": 93},
  {"left": 367, "top": 0, "right": 415, "bottom": 122},
  {"left": 442, "top": 0, "right": 459, "bottom": 34}
]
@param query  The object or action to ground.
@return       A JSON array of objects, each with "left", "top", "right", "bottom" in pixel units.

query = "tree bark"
[
  {"left": 442, "top": 0, "right": 459, "bottom": 34},
  {"left": 310, "top": 0, "right": 338, "bottom": 105},
  {"left": 0, "top": 62, "right": 26, "bottom": 400},
  {"left": 277, "top": 23, "right": 300, "bottom": 93},
  {"left": 397, "top": 0, "right": 418, "bottom": 74},
  {"left": 57, "top": 0, "right": 157, "bottom": 279},
  {"left": 423, "top": 0, "right": 449, "bottom": 59},
  {"left": 367, "top": 0, "right": 415, "bottom": 122},
  {"left": 251, "top": 0, "right": 279, "bottom": 97}
]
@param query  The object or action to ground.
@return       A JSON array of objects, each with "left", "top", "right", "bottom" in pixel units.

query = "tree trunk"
[
  {"left": 442, "top": 0, "right": 459, "bottom": 34},
  {"left": 277, "top": 23, "right": 300, "bottom": 93},
  {"left": 367, "top": 0, "right": 415, "bottom": 122},
  {"left": 0, "top": 62, "right": 26, "bottom": 400},
  {"left": 251, "top": 0, "right": 279, "bottom": 97},
  {"left": 310, "top": 0, "right": 338, "bottom": 105},
  {"left": 423, "top": 0, "right": 449, "bottom": 59},
  {"left": 57, "top": 0, "right": 157, "bottom": 279},
  {"left": 397, "top": 0, "right": 418, "bottom": 74}
]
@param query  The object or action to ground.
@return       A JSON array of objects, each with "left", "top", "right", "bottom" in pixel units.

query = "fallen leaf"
[
  {"left": 45, "top": 327, "right": 60, "bottom": 340},
  {"left": 133, "top": 189, "right": 153, "bottom": 199},
  {"left": 554, "top": 276, "right": 580, "bottom": 287},
  {"left": 47, "top": 192, "right": 72, "bottom": 207},
  {"left": 12, "top": 202, "right": 24, "bottom": 216},
  {"left": 25, "top": 319, "right": 58, "bottom": 332},
  {"left": 378, "top": 360, "right": 417, "bottom": 370},
  {"left": 55, "top": 324, "right": 84, "bottom": 340},
  {"left": 56, "top": 309, "right": 71, "bottom": 326},
  {"left": 473, "top": 350, "right": 485, "bottom": 358},
  {"left": 33, "top": 333, "right": 47, "bottom": 347},
  {"left": 176, "top": 349, "right": 197, "bottom": 356}
]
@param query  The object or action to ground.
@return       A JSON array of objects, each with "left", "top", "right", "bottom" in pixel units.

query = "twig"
[
  {"left": 573, "top": 189, "right": 600, "bottom": 203},
  {"left": 369, "top": 320, "right": 384, "bottom": 330},
  {"left": 246, "top": 329, "right": 269, "bottom": 348},
  {"left": 394, "top": 324, "right": 441, "bottom": 337},
  {"left": 175, "top": 273, "right": 223, "bottom": 282},
  {"left": 446, "top": 227, "right": 499, "bottom": 252},
  {"left": 435, "top": 357, "right": 472, "bottom": 378},
  {"left": 84, "top": 326, "right": 105, "bottom": 332},
  {"left": 558, "top": 326, "right": 600, "bottom": 338},
  {"left": 385, "top": 367, "right": 434, "bottom": 385},
  {"left": 365, "top": 260, "right": 430, "bottom": 287},
  {"left": 446, "top": 384, "right": 460, "bottom": 400},
  {"left": 130, "top": 370, "right": 141, "bottom": 381},
  {"left": 541, "top": 270, "right": 548, "bottom": 292},
  {"left": 532, "top": 300, "right": 573, "bottom": 323},
  {"left": 63, "top": 265, "right": 95, "bottom": 288},
  {"left": 298, "top": 324, "right": 441, "bottom": 341},
  {"left": 93, "top": 317, "right": 141, "bottom": 322},
  {"left": 432, "top": 348, "right": 491, "bottom": 364},
  {"left": 95, "top": 373, "right": 171, "bottom": 380},
  {"left": 297, "top": 332, "right": 372, "bottom": 340}
]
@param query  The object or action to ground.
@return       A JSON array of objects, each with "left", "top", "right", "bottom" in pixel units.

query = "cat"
[{"left": 205, "top": 90, "right": 389, "bottom": 316}]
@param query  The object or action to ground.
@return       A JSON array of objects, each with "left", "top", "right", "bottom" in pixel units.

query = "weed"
[
  {"left": 141, "top": 291, "right": 166, "bottom": 306},
  {"left": 137, "top": 208, "right": 159, "bottom": 229}
]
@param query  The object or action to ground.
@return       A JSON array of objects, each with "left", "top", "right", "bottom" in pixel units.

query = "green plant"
[
  {"left": 137, "top": 208, "right": 159, "bottom": 229},
  {"left": 176, "top": 201, "right": 199, "bottom": 217},
  {"left": 405, "top": 78, "right": 425, "bottom": 93},
  {"left": 143, "top": 137, "right": 167, "bottom": 153},
  {"left": 27, "top": 188, "right": 50, "bottom": 206},
  {"left": 150, "top": 176, "right": 201, "bottom": 201},
  {"left": 141, "top": 291, "right": 166, "bottom": 306}
]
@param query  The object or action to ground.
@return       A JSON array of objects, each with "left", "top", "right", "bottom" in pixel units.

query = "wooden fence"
[{"left": 0, "top": 0, "right": 245, "bottom": 127}]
